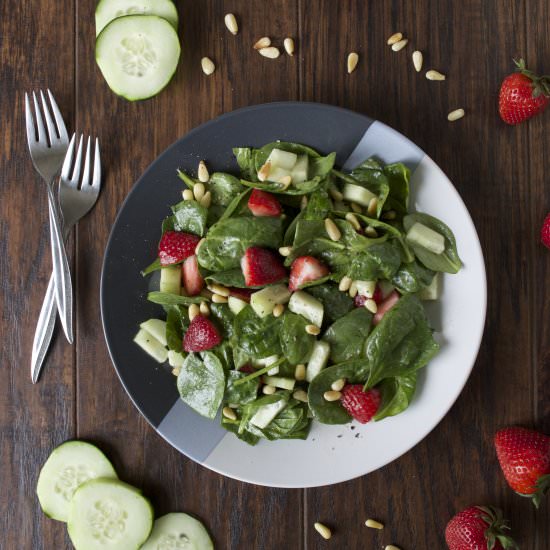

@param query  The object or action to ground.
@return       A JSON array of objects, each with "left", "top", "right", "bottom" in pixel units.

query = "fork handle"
[{"left": 46, "top": 185, "right": 73, "bottom": 344}]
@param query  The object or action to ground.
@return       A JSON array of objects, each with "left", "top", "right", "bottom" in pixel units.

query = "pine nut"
[
  {"left": 188, "top": 304, "right": 200, "bottom": 321},
  {"left": 295, "top": 364, "right": 306, "bottom": 381},
  {"left": 338, "top": 276, "right": 352, "bottom": 292},
  {"left": 350, "top": 202, "right": 362, "bottom": 213},
  {"left": 345, "top": 212, "right": 361, "bottom": 230},
  {"left": 364, "top": 299, "right": 378, "bottom": 314},
  {"left": 365, "top": 226, "right": 378, "bottom": 238},
  {"left": 347, "top": 52, "right": 359, "bottom": 74},
  {"left": 284, "top": 37, "right": 295, "bottom": 56},
  {"left": 222, "top": 406, "right": 237, "bottom": 420},
  {"left": 324, "top": 390, "right": 341, "bottom": 402},
  {"left": 278, "top": 246, "right": 292, "bottom": 257},
  {"left": 367, "top": 197, "right": 378, "bottom": 217},
  {"left": 253, "top": 37, "right": 271, "bottom": 49},
  {"left": 195, "top": 238, "right": 205, "bottom": 254},
  {"left": 412, "top": 50, "right": 423, "bottom": 72},
  {"left": 199, "top": 191, "right": 212, "bottom": 208},
  {"left": 263, "top": 384, "right": 277, "bottom": 395},
  {"left": 199, "top": 301, "right": 210, "bottom": 316},
  {"left": 212, "top": 294, "right": 228, "bottom": 303},
  {"left": 224, "top": 13, "right": 238, "bottom": 35},
  {"left": 365, "top": 519, "right": 384, "bottom": 530},
  {"left": 382, "top": 210, "right": 397, "bottom": 220},
  {"left": 349, "top": 281, "right": 358, "bottom": 298},
  {"left": 258, "top": 161, "right": 271, "bottom": 181},
  {"left": 208, "top": 284, "right": 230, "bottom": 297},
  {"left": 385, "top": 546, "right": 401, "bottom": 550},
  {"left": 426, "top": 69, "right": 446, "bottom": 81},
  {"left": 293, "top": 389, "right": 308, "bottom": 402},
  {"left": 273, "top": 304, "right": 285, "bottom": 318},
  {"left": 200, "top": 57, "right": 215, "bottom": 76},
  {"left": 198, "top": 160, "right": 209, "bottom": 183},
  {"left": 193, "top": 182, "right": 206, "bottom": 202},
  {"left": 448, "top": 108, "right": 465, "bottom": 121},
  {"left": 331, "top": 378, "right": 346, "bottom": 392},
  {"left": 391, "top": 38, "right": 408, "bottom": 52},
  {"left": 305, "top": 324, "right": 320, "bottom": 335},
  {"left": 387, "top": 32, "right": 403, "bottom": 45},
  {"left": 172, "top": 367, "right": 181, "bottom": 377},
  {"left": 182, "top": 189, "right": 194, "bottom": 201},
  {"left": 324, "top": 218, "right": 341, "bottom": 241},
  {"left": 329, "top": 187, "right": 343, "bottom": 201},
  {"left": 314, "top": 522, "right": 332, "bottom": 540},
  {"left": 259, "top": 47, "right": 280, "bottom": 59},
  {"left": 300, "top": 196, "right": 308, "bottom": 210}
]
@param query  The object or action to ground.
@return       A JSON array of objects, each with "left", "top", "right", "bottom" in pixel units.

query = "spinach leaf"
[
  {"left": 279, "top": 312, "right": 316, "bottom": 364},
  {"left": 206, "top": 268, "right": 247, "bottom": 288},
  {"left": 347, "top": 241, "right": 402, "bottom": 281},
  {"left": 197, "top": 216, "right": 282, "bottom": 271},
  {"left": 333, "top": 167, "right": 388, "bottom": 217},
  {"left": 306, "top": 283, "right": 353, "bottom": 325},
  {"left": 374, "top": 372, "right": 417, "bottom": 421},
  {"left": 171, "top": 200, "right": 208, "bottom": 236},
  {"left": 209, "top": 172, "right": 244, "bottom": 206},
  {"left": 233, "top": 306, "right": 282, "bottom": 358},
  {"left": 233, "top": 147, "right": 258, "bottom": 181},
  {"left": 392, "top": 261, "right": 435, "bottom": 294},
  {"left": 283, "top": 208, "right": 304, "bottom": 245},
  {"left": 211, "top": 341, "right": 234, "bottom": 372},
  {"left": 165, "top": 305, "right": 189, "bottom": 352},
  {"left": 147, "top": 292, "right": 204, "bottom": 306},
  {"left": 162, "top": 216, "right": 176, "bottom": 233},
  {"left": 238, "top": 393, "right": 290, "bottom": 436},
  {"left": 177, "top": 352, "right": 225, "bottom": 419},
  {"left": 384, "top": 162, "right": 410, "bottom": 219},
  {"left": 177, "top": 169, "right": 197, "bottom": 189},
  {"left": 221, "top": 418, "right": 260, "bottom": 446},
  {"left": 403, "top": 213, "right": 462, "bottom": 274},
  {"left": 141, "top": 258, "right": 162, "bottom": 276},
  {"left": 303, "top": 190, "right": 332, "bottom": 220},
  {"left": 240, "top": 176, "right": 327, "bottom": 196},
  {"left": 217, "top": 188, "right": 253, "bottom": 222},
  {"left": 256, "top": 399, "right": 311, "bottom": 440},
  {"left": 209, "top": 303, "right": 235, "bottom": 340},
  {"left": 323, "top": 308, "right": 373, "bottom": 363},
  {"left": 224, "top": 370, "right": 259, "bottom": 405}
]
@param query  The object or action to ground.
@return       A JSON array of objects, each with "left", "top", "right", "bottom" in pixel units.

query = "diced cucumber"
[
  {"left": 419, "top": 272, "right": 441, "bottom": 300},
  {"left": 406, "top": 222, "right": 445, "bottom": 254},
  {"left": 139, "top": 319, "right": 168, "bottom": 346},
  {"left": 342, "top": 183, "right": 377, "bottom": 207},
  {"left": 263, "top": 376, "right": 296, "bottom": 391},
  {"left": 36, "top": 441, "right": 118, "bottom": 522},
  {"left": 306, "top": 341, "right": 330, "bottom": 382},
  {"left": 250, "top": 398, "right": 288, "bottom": 429},
  {"left": 288, "top": 290, "right": 324, "bottom": 327},
  {"left": 68, "top": 478, "right": 153, "bottom": 550},
  {"left": 266, "top": 148, "right": 298, "bottom": 170},
  {"left": 134, "top": 328, "right": 168, "bottom": 363},
  {"left": 95, "top": 15, "right": 181, "bottom": 101},
  {"left": 228, "top": 296, "right": 248, "bottom": 315},
  {"left": 355, "top": 280, "right": 376, "bottom": 298},
  {"left": 250, "top": 284, "right": 291, "bottom": 318},
  {"left": 95, "top": 0, "right": 179, "bottom": 36},
  {"left": 291, "top": 154, "right": 309, "bottom": 183},
  {"left": 159, "top": 265, "right": 181, "bottom": 295},
  {"left": 168, "top": 350, "right": 185, "bottom": 368},
  {"left": 266, "top": 165, "right": 292, "bottom": 183},
  {"left": 253, "top": 355, "right": 280, "bottom": 376},
  {"left": 141, "top": 513, "right": 213, "bottom": 550}
]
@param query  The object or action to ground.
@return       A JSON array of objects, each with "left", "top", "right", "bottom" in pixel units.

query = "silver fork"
[
  {"left": 25, "top": 90, "right": 73, "bottom": 343},
  {"left": 31, "top": 134, "right": 102, "bottom": 382}
]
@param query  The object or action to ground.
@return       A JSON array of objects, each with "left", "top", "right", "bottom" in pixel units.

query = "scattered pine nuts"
[
  {"left": 391, "top": 38, "right": 408, "bottom": 52},
  {"left": 385, "top": 546, "right": 401, "bottom": 550},
  {"left": 284, "top": 37, "right": 295, "bottom": 56},
  {"left": 300, "top": 195, "right": 308, "bottom": 210},
  {"left": 350, "top": 202, "right": 362, "bottom": 213},
  {"left": 387, "top": 32, "right": 403, "bottom": 45},
  {"left": 367, "top": 197, "right": 378, "bottom": 217},
  {"left": 448, "top": 108, "right": 465, "bottom": 121},
  {"left": 364, "top": 299, "right": 378, "bottom": 314},
  {"left": 209, "top": 284, "right": 230, "bottom": 297},
  {"left": 331, "top": 378, "right": 346, "bottom": 392},
  {"left": 263, "top": 384, "right": 277, "bottom": 395},
  {"left": 349, "top": 281, "right": 358, "bottom": 298},
  {"left": 293, "top": 389, "right": 308, "bottom": 402},
  {"left": 426, "top": 69, "right": 446, "bottom": 81},
  {"left": 259, "top": 47, "right": 280, "bottom": 59},
  {"left": 253, "top": 36, "right": 271, "bottom": 49},
  {"left": 258, "top": 161, "right": 271, "bottom": 181},
  {"left": 188, "top": 304, "right": 200, "bottom": 321},
  {"left": 345, "top": 212, "right": 361, "bottom": 230},
  {"left": 306, "top": 324, "right": 320, "bottom": 335},
  {"left": 382, "top": 210, "right": 397, "bottom": 220},
  {"left": 199, "top": 191, "right": 212, "bottom": 208},
  {"left": 324, "top": 218, "right": 341, "bottom": 241},
  {"left": 338, "top": 276, "right": 352, "bottom": 292},
  {"left": 222, "top": 406, "right": 237, "bottom": 420},
  {"left": 365, "top": 226, "right": 379, "bottom": 238},
  {"left": 412, "top": 50, "right": 423, "bottom": 72},
  {"left": 314, "top": 522, "right": 332, "bottom": 540},
  {"left": 172, "top": 367, "right": 181, "bottom": 377},
  {"left": 278, "top": 246, "right": 292, "bottom": 257},
  {"left": 323, "top": 390, "right": 341, "bottom": 402},
  {"left": 193, "top": 182, "right": 206, "bottom": 202},
  {"left": 199, "top": 301, "right": 210, "bottom": 316},
  {"left": 212, "top": 294, "right": 228, "bottom": 304},
  {"left": 295, "top": 364, "right": 306, "bottom": 381},
  {"left": 201, "top": 57, "right": 215, "bottom": 76},
  {"left": 329, "top": 187, "right": 344, "bottom": 201},
  {"left": 198, "top": 160, "right": 209, "bottom": 183},
  {"left": 365, "top": 519, "right": 384, "bottom": 530},
  {"left": 273, "top": 304, "right": 285, "bottom": 318},
  {"left": 182, "top": 188, "right": 194, "bottom": 201},
  {"left": 224, "top": 13, "right": 238, "bottom": 35},
  {"left": 347, "top": 52, "right": 359, "bottom": 74}
]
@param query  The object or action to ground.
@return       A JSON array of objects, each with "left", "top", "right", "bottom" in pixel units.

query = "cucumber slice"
[
  {"left": 250, "top": 284, "right": 291, "bottom": 318},
  {"left": 291, "top": 154, "right": 309, "bottom": 183},
  {"left": 140, "top": 319, "right": 168, "bottom": 346},
  {"left": 263, "top": 375, "right": 296, "bottom": 390},
  {"left": 95, "top": 15, "right": 181, "bottom": 101},
  {"left": 228, "top": 296, "right": 248, "bottom": 315},
  {"left": 266, "top": 165, "right": 292, "bottom": 183},
  {"left": 141, "top": 513, "right": 213, "bottom": 550},
  {"left": 354, "top": 280, "right": 376, "bottom": 298},
  {"left": 134, "top": 328, "right": 168, "bottom": 363},
  {"left": 253, "top": 355, "right": 280, "bottom": 376},
  {"left": 306, "top": 341, "right": 330, "bottom": 382},
  {"left": 250, "top": 399, "right": 287, "bottom": 429},
  {"left": 36, "top": 441, "right": 118, "bottom": 522},
  {"left": 342, "top": 183, "right": 377, "bottom": 207},
  {"left": 419, "top": 272, "right": 441, "bottom": 300},
  {"left": 288, "top": 290, "right": 324, "bottom": 327},
  {"left": 68, "top": 478, "right": 153, "bottom": 550},
  {"left": 159, "top": 265, "right": 181, "bottom": 295},
  {"left": 168, "top": 350, "right": 185, "bottom": 368},
  {"left": 95, "top": 0, "right": 179, "bottom": 36},
  {"left": 266, "top": 148, "right": 298, "bottom": 171},
  {"left": 406, "top": 222, "right": 445, "bottom": 254}
]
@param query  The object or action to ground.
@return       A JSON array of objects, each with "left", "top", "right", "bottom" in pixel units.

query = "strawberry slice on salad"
[
  {"left": 158, "top": 230, "right": 200, "bottom": 266},
  {"left": 241, "top": 247, "right": 287, "bottom": 286},
  {"left": 182, "top": 255, "right": 204, "bottom": 296},
  {"left": 373, "top": 290, "right": 400, "bottom": 325},
  {"left": 228, "top": 287, "right": 253, "bottom": 302},
  {"left": 288, "top": 256, "right": 329, "bottom": 291},
  {"left": 340, "top": 385, "right": 381, "bottom": 423},
  {"left": 183, "top": 316, "right": 221, "bottom": 352},
  {"left": 248, "top": 189, "right": 282, "bottom": 217}
]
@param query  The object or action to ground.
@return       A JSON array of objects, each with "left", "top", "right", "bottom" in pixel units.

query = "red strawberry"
[
  {"left": 248, "top": 189, "right": 282, "bottom": 217},
  {"left": 158, "top": 231, "right": 200, "bottom": 266},
  {"left": 494, "top": 426, "right": 550, "bottom": 508},
  {"left": 288, "top": 256, "right": 329, "bottom": 291},
  {"left": 445, "top": 506, "right": 518, "bottom": 550},
  {"left": 239, "top": 365, "right": 256, "bottom": 374},
  {"left": 228, "top": 287, "right": 253, "bottom": 302},
  {"left": 354, "top": 294, "right": 367, "bottom": 308},
  {"left": 183, "top": 316, "right": 221, "bottom": 352},
  {"left": 498, "top": 59, "right": 550, "bottom": 125},
  {"left": 340, "top": 385, "right": 381, "bottom": 423},
  {"left": 354, "top": 284, "right": 384, "bottom": 307},
  {"left": 541, "top": 213, "right": 550, "bottom": 249},
  {"left": 373, "top": 290, "right": 400, "bottom": 325},
  {"left": 182, "top": 255, "right": 204, "bottom": 296},
  {"left": 241, "top": 247, "right": 287, "bottom": 287}
]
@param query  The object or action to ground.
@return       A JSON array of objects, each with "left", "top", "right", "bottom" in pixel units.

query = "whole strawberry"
[
  {"left": 445, "top": 506, "right": 518, "bottom": 550},
  {"left": 541, "top": 212, "right": 550, "bottom": 249},
  {"left": 494, "top": 426, "right": 550, "bottom": 507},
  {"left": 499, "top": 59, "right": 550, "bottom": 125}
]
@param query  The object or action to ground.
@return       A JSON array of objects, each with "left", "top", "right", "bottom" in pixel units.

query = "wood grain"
[{"left": 0, "top": 0, "right": 548, "bottom": 548}]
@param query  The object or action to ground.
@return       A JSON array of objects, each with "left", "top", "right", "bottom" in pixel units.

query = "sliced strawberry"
[
  {"left": 241, "top": 247, "right": 287, "bottom": 287},
  {"left": 183, "top": 316, "right": 221, "bottom": 352},
  {"left": 248, "top": 189, "right": 282, "bottom": 217},
  {"left": 340, "top": 385, "right": 381, "bottom": 423},
  {"left": 158, "top": 231, "right": 200, "bottom": 266},
  {"left": 354, "top": 294, "right": 367, "bottom": 308},
  {"left": 228, "top": 287, "right": 253, "bottom": 302},
  {"left": 372, "top": 285, "right": 384, "bottom": 304},
  {"left": 182, "top": 255, "right": 204, "bottom": 296},
  {"left": 373, "top": 290, "right": 400, "bottom": 325},
  {"left": 288, "top": 256, "right": 329, "bottom": 291},
  {"left": 239, "top": 365, "right": 256, "bottom": 374}
]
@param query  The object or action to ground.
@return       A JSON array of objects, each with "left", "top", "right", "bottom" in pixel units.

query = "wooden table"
[{"left": 2, "top": 1, "right": 549, "bottom": 548}]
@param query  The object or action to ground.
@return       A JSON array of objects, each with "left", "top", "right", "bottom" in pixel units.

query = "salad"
[{"left": 134, "top": 141, "right": 462, "bottom": 446}]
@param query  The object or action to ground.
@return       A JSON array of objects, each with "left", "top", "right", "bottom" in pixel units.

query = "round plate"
[{"left": 101, "top": 102, "right": 486, "bottom": 488}]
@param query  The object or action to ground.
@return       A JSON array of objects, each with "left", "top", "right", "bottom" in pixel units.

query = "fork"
[
  {"left": 25, "top": 90, "right": 73, "bottom": 343},
  {"left": 31, "top": 134, "right": 101, "bottom": 383}
]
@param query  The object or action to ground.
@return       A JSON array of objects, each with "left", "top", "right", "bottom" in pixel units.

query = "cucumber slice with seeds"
[
  {"left": 36, "top": 441, "right": 118, "bottom": 522},
  {"left": 141, "top": 513, "right": 214, "bottom": 550}
]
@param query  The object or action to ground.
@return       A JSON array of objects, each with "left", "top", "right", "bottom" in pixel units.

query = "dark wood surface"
[{"left": 1, "top": 0, "right": 549, "bottom": 548}]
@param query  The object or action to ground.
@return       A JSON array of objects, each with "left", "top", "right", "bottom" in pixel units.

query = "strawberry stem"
[
  {"left": 513, "top": 58, "right": 550, "bottom": 98},
  {"left": 476, "top": 506, "right": 519, "bottom": 550}
]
